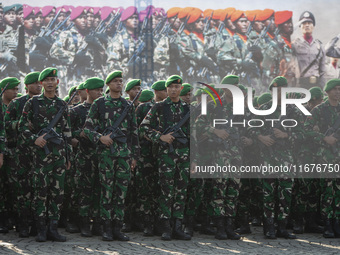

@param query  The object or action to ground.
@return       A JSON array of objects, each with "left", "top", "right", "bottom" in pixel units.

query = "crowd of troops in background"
[{"left": 0, "top": 2, "right": 340, "bottom": 245}]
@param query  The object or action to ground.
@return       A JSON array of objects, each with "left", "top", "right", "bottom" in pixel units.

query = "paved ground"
[{"left": 1, "top": 226, "right": 340, "bottom": 254}]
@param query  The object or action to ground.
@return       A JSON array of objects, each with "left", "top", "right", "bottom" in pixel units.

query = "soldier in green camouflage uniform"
[
  {"left": 304, "top": 79, "right": 340, "bottom": 238},
  {"left": 70, "top": 77, "right": 104, "bottom": 237},
  {"left": 141, "top": 75, "right": 192, "bottom": 241},
  {"left": 4, "top": 72, "right": 41, "bottom": 237},
  {"left": 248, "top": 76, "right": 302, "bottom": 239},
  {"left": 0, "top": 87, "right": 5, "bottom": 232},
  {"left": 18, "top": 68, "right": 72, "bottom": 242},
  {"left": 83, "top": 70, "right": 139, "bottom": 242}
]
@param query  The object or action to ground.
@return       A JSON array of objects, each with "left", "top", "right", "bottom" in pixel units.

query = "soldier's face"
[
  {"left": 57, "top": 12, "right": 66, "bottom": 23},
  {"left": 27, "top": 81, "right": 42, "bottom": 95},
  {"left": 180, "top": 91, "right": 192, "bottom": 104},
  {"left": 3, "top": 87, "right": 19, "bottom": 101},
  {"left": 152, "top": 15, "right": 162, "bottom": 29},
  {"left": 282, "top": 19, "right": 293, "bottom": 36},
  {"left": 93, "top": 16, "right": 100, "bottom": 28},
  {"left": 75, "top": 14, "right": 87, "bottom": 31},
  {"left": 71, "top": 93, "right": 80, "bottom": 104},
  {"left": 125, "top": 14, "right": 138, "bottom": 30},
  {"left": 167, "top": 83, "right": 182, "bottom": 100},
  {"left": 235, "top": 17, "right": 249, "bottom": 35},
  {"left": 127, "top": 86, "right": 141, "bottom": 99},
  {"left": 24, "top": 15, "right": 35, "bottom": 30},
  {"left": 264, "top": 17, "right": 276, "bottom": 33},
  {"left": 41, "top": 77, "right": 59, "bottom": 94},
  {"left": 17, "top": 10, "right": 24, "bottom": 24},
  {"left": 4, "top": 11, "right": 16, "bottom": 26},
  {"left": 226, "top": 19, "right": 236, "bottom": 31},
  {"left": 87, "top": 13, "right": 94, "bottom": 28},
  {"left": 87, "top": 88, "right": 103, "bottom": 101},
  {"left": 78, "top": 89, "right": 87, "bottom": 101},
  {"left": 194, "top": 18, "right": 204, "bottom": 33},
  {"left": 155, "top": 89, "right": 167, "bottom": 101},
  {"left": 327, "top": 86, "right": 340, "bottom": 102},
  {"left": 44, "top": 12, "right": 56, "bottom": 26},
  {"left": 301, "top": 21, "right": 314, "bottom": 35},
  {"left": 35, "top": 14, "right": 43, "bottom": 27},
  {"left": 210, "top": 19, "right": 217, "bottom": 28},
  {"left": 170, "top": 17, "right": 181, "bottom": 31},
  {"left": 108, "top": 77, "right": 123, "bottom": 93},
  {"left": 253, "top": 21, "right": 264, "bottom": 33}
]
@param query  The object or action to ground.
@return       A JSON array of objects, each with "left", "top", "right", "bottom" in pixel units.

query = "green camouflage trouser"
[
  {"left": 237, "top": 178, "right": 263, "bottom": 217},
  {"left": 75, "top": 147, "right": 99, "bottom": 217},
  {"left": 263, "top": 178, "right": 293, "bottom": 220},
  {"left": 32, "top": 149, "right": 66, "bottom": 220},
  {"left": 99, "top": 154, "right": 130, "bottom": 221},
  {"left": 185, "top": 178, "right": 204, "bottom": 217},
  {"left": 63, "top": 153, "right": 79, "bottom": 217},
  {"left": 320, "top": 178, "right": 340, "bottom": 219},
  {"left": 158, "top": 148, "right": 189, "bottom": 220},
  {"left": 293, "top": 178, "right": 320, "bottom": 215},
  {"left": 4, "top": 153, "right": 17, "bottom": 214}
]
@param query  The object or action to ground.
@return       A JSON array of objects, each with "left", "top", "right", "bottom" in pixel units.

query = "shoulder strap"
[{"left": 300, "top": 46, "right": 322, "bottom": 77}]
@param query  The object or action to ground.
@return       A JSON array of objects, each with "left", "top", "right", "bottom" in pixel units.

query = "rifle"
[
  {"left": 40, "top": 9, "right": 61, "bottom": 37},
  {"left": 324, "top": 115, "right": 340, "bottom": 154},
  {"left": 203, "top": 12, "right": 214, "bottom": 34},
  {"left": 0, "top": 83, "right": 10, "bottom": 97},
  {"left": 246, "top": 15, "right": 256, "bottom": 37},
  {"left": 170, "top": 15, "right": 190, "bottom": 43},
  {"left": 99, "top": 11, "right": 122, "bottom": 34},
  {"left": 37, "top": 90, "right": 77, "bottom": 155},
  {"left": 101, "top": 90, "right": 142, "bottom": 153},
  {"left": 45, "top": 15, "right": 70, "bottom": 37},
  {"left": 160, "top": 109, "right": 190, "bottom": 153}
]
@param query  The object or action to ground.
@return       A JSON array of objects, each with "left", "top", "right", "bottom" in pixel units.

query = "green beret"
[
  {"left": 125, "top": 79, "right": 141, "bottom": 92},
  {"left": 151, "top": 80, "right": 166, "bottom": 91},
  {"left": 39, "top": 67, "right": 58, "bottom": 81},
  {"left": 105, "top": 70, "right": 122, "bottom": 84},
  {"left": 84, "top": 77, "right": 105, "bottom": 90},
  {"left": 77, "top": 82, "right": 85, "bottom": 90},
  {"left": 324, "top": 79, "right": 340, "bottom": 92},
  {"left": 24, "top": 72, "right": 40, "bottom": 85},
  {"left": 63, "top": 95, "right": 70, "bottom": 102},
  {"left": 139, "top": 90, "right": 154, "bottom": 102},
  {"left": 180, "top": 83, "right": 192, "bottom": 96},
  {"left": 238, "top": 84, "right": 247, "bottom": 92},
  {"left": 0, "top": 77, "right": 20, "bottom": 89},
  {"left": 309, "top": 87, "right": 323, "bottom": 100},
  {"left": 221, "top": 74, "right": 239, "bottom": 85},
  {"left": 269, "top": 76, "right": 287, "bottom": 90},
  {"left": 257, "top": 92, "right": 272, "bottom": 106},
  {"left": 68, "top": 85, "right": 78, "bottom": 97},
  {"left": 253, "top": 96, "right": 259, "bottom": 107},
  {"left": 165, "top": 75, "right": 182, "bottom": 87}
]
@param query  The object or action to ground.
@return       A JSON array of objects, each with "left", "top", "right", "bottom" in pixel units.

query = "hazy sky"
[{"left": 4, "top": 0, "right": 340, "bottom": 42}]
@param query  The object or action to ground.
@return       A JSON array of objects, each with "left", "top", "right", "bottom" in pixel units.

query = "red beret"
[
  {"left": 187, "top": 8, "right": 203, "bottom": 24},
  {"left": 121, "top": 6, "right": 138, "bottom": 21},
  {"left": 139, "top": 5, "right": 154, "bottom": 23},
  {"left": 93, "top": 7, "right": 101, "bottom": 16},
  {"left": 178, "top": 7, "right": 194, "bottom": 20},
  {"left": 167, "top": 7, "right": 181, "bottom": 18},
  {"left": 70, "top": 6, "right": 86, "bottom": 21},
  {"left": 230, "top": 10, "right": 245, "bottom": 22},
  {"left": 220, "top": 7, "right": 236, "bottom": 21},
  {"left": 274, "top": 11, "right": 293, "bottom": 25},
  {"left": 56, "top": 5, "right": 69, "bottom": 14},
  {"left": 41, "top": 6, "right": 55, "bottom": 17},
  {"left": 23, "top": 4, "right": 35, "bottom": 19},
  {"left": 33, "top": 7, "right": 41, "bottom": 16},
  {"left": 259, "top": 9, "right": 274, "bottom": 21},
  {"left": 245, "top": 10, "right": 256, "bottom": 22},
  {"left": 100, "top": 6, "right": 113, "bottom": 21},
  {"left": 213, "top": 9, "right": 223, "bottom": 20}
]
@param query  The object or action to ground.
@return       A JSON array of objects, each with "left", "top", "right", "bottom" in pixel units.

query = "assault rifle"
[
  {"left": 102, "top": 90, "right": 142, "bottom": 153},
  {"left": 160, "top": 109, "right": 190, "bottom": 153},
  {"left": 37, "top": 90, "right": 77, "bottom": 155},
  {"left": 324, "top": 115, "right": 340, "bottom": 154},
  {"left": 0, "top": 82, "right": 10, "bottom": 97}
]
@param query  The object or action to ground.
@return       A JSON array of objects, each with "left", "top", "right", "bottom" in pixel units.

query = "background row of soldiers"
[
  {"left": 2, "top": 3, "right": 340, "bottom": 97},
  {"left": 0, "top": 64, "right": 340, "bottom": 242}
]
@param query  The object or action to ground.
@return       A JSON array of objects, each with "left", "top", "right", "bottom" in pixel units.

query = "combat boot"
[
  {"left": 277, "top": 219, "right": 296, "bottom": 239},
  {"left": 80, "top": 217, "right": 92, "bottom": 237},
  {"left": 200, "top": 216, "right": 216, "bottom": 235},
  {"left": 47, "top": 219, "right": 66, "bottom": 242},
  {"left": 172, "top": 218, "right": 191, "bottom": 240},
  {"left": 92, "top": 218, "right": 103, "bottom": 236},
  {"left": 323, "top": 219, "right": 335, "bottom": 238},
  {"left": 293, "top": 214, "right": 304, "bottom": 234},
  {"left": 0, "top": 212, "right": 9, "bottom": 233},
  {"left": 18, "top": 214, "right": 30, "bottom": 238},
  {"left": 236, "top": 215, "right": 251, "bottom": 235},
  {"left": 214, "top": 216, "right": 227, "bottom": 240},
  {"left": 160, "top": 218, "right": 172, "bottom": 241},
  {"left": 304, "top": 212, "right": 323, "bottom": 233},
  {"left": 183, "top": 216, "right": 194, "bottom": 237},
  {"left": 332, "top": 218, "right": 340, "bottom": 238},
  {"left": 102, "top": 220, "right": 113, "bottom": 241},
  {"left": 143, "top": 215, "right": 153, "bottom": 237},
  {"left": 225, "top": 217, "right": 241, "bottom": 240},
  {"left": 35, "top": 217, "right": 47, "bottom": 242},
  {"left": 65, "top": 214, "right": 80, "bottom": 233},
  {"left": 113, "top": 220, "right": 129, "bottom": 241},
  {"left": 264, "top": 217, "right": 276, "bottom": 239}
]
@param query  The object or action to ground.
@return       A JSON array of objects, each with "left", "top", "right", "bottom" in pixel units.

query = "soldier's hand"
[
  {"left": 324, "top": 135, "right": 338, "bottom": 146},
  {"left": 99, "top": 133, "right": 113, "bottom": 146},
  {"left": 66, "top": 161, "right": 71, "bottom": 170},
  {"left": 160, "top": 132, "right": 175, "bottom": 144},
  {"left": 35, "top": 133, "right": 47, "bottom": 148},
  {"left": 258, "top": 135, "right": 275, "bottom": 147},
  {"left": 0, "top": 153, "right": 3, "bottom": 169},
  {"left": 80, "top": 131, "right": 87, "bottom": 139},
  {"left": 71, "top": 138, "right": 79, "bottom": 148},
  {"left": 273, "top": 128, "right": 288, "bottom": 139},
  {"left": 241, "top": 136, "right": 253, "bottom": 147},
  {"left": 130, "top": 159, "right": 137, "bottom": 172},
  {"left": 214, "top": 129, "right": 229, "bottom": 140}
]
